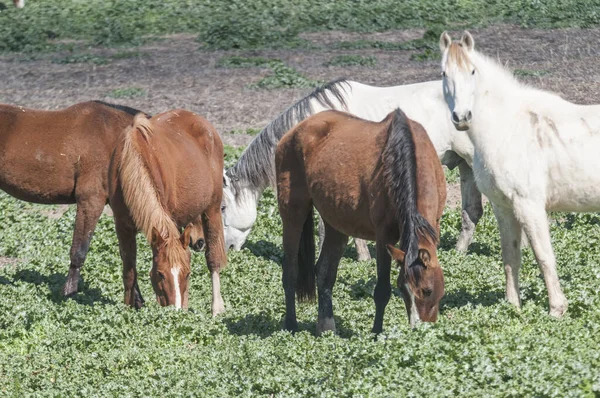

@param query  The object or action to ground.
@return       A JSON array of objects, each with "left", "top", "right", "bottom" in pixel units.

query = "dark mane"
[
  {"left": 93, "top": 100, "right": 147, "bottom": 117},
  {"left": 382, "top": 109, "right": 438, "bottom": 268},
  {"left": 227, "top": 78, "right": 351, "bottom": 194}
]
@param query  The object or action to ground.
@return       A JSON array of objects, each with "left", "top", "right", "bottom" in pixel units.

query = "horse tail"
[
  {"left": 296, "top": 206, "right": 316, "bottom": 302},
  {"left": 382, "top": 109, "right": 438, "bottom": 267},
  {"left": 119, "top": 113, "right": 178, "bottom": 241}
]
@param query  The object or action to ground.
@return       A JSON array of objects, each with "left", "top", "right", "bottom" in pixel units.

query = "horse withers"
[
  {"left": 276, "top": 109, "right": 446, "bottom": 334},
  {"left": 109, "top": 111, "right": 227, "bottom": 314},
  {"left": 0, "top": 100, "right": 144, "bottom": 296}
]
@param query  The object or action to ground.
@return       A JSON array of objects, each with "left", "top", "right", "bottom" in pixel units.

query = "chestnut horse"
[
  {"left": 0, "top": 100, "right": 144, "bottom": 296},
  {"left": 276, "top": 109, "right": 446, "bottom": 334},
  {"left": 109, "top": 111, "right": 227, "bottom": 314}
]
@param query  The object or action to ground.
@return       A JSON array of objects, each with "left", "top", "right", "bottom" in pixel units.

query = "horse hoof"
[
  {"left": 549, "top": 303, "right": 568, "bottom": 318},
  {"left": 62, "top": 279, "right": 80, "bottom": 297},
  {"left": 284, "top": 319, "right": 298, "bottom": 333},
  {"left": 211, "top": 304, "right": 225, "bottom": 317},
  {"left": 316, "top": 317, "right": 336, "bottom": 336}
]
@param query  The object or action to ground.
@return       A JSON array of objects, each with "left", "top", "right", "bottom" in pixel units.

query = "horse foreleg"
[
  {"left": 512, "top": 201, "right": 568, "bottom": 318},
  {"left": 115, "top": 217, "right": 143, "bottom": 309},
  {"left": 456, "top": 161, "right": 483, "bottom": 252},
  {"left": 372, "top": 240, "right": 392, "bottom": 334},
  {"left": 355, "top": 239, "right": 371, "bottom": 261},
  {"left": 315, "top": 224, "right": 348, "bottom": 335},
  {"left": 63, "top": 197, "right": 105, "bottom": 296},
  {"left": 492, "top": 204, "right": 523, "bottom": 309},
  {"left": 203, "top": 204, "right": 227, "bottom": 316}
]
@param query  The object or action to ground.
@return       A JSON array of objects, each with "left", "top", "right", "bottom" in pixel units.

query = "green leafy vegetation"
[
  {"left": 105, "top": 87, "right": 146, "bottom": 99},
  {"left": 324, "top": 55, "right": 377, "bottom": 67},
  {"left": 1, "top": 146, "right": 600, "bottom": 394},
  {"left": 3, "top": 0, "right": 600, "bottom": 52},
  {"left": 250, "top": 63, "right": 323, "bottom": 90},
  {"left": 226, "top": 128, "right": 262, "bottom": 136}
]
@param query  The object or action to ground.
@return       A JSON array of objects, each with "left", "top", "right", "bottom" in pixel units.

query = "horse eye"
[
  {"left": 221, "top": 205, "right": 226, "bottom": 212},
  {"left": 422, "top": 288, "right": 433, "bottom": 297},
  {"left": 185, "top": 273, "right": 191, "bottom": 281},
  {"left": 471, "top": 69, "right": 476, "bottom": 75},
  {"left": 157, "top": 271, "right": 165, "bottom": 281}
]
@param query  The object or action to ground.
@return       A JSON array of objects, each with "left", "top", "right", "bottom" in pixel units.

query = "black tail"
[
  {"left": 296, "top": 207, "right": 316, "bottom": 302},
  {"left": 382, "top": 109, "right": 438, "bottom": 267}
]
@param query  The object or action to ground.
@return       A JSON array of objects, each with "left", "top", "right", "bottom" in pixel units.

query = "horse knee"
[{"left": 373, "top": 283, "right": 391, "bottom": 304}]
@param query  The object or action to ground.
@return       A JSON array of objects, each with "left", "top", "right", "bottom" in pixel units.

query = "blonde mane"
[{"left": 119, "top": 114, "right": 189, "bottom": 270}]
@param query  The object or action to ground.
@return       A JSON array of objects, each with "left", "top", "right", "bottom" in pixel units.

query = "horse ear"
[
  {"left": 460, "top": 31, "right": 474, "bottom": 52},
  {"left": 439, "top": 31, "right": 452, "bottom": 53},
  {"left": 180, "top": 224, "right": 194, "bottom": 248},
  {"left": 151, "top": 227, "right": 165, "bottom": 247},
  {"left": 418, "top": 249, "right": 431, "bottom": 267},
  {"left": 386, "top": 244, "right": 406, "bottom": 264},
  {"left": 223, "top": 174, "right": 229, "bottom": 187}
]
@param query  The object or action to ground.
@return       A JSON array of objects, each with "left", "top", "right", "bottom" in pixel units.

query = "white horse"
[
  {"left": 222, "top": 79, "right": 482, "bottom": 256},
  {"left": 439, "top": 31, "right": 600, "bottom": 317}
]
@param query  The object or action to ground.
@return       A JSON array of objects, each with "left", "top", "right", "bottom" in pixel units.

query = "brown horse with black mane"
[
  {"left": 276, "top": 108, "right": 446, "bottom": 334},
  {"left": 109, "top": 110, "right": 226, "bottom": 314},
  {"left": 0, "top": 100, "right": 145, "bottom": 296}
]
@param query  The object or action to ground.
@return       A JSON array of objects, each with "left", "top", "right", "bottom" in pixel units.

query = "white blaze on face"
[
  {"left": 405, "top": 283, "right": 421, "bottom": 328},
  {"left": 171, "top": 267, "right": 182, "bottom": 309}
]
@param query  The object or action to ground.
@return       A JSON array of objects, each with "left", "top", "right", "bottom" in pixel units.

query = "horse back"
[
  {"left": 129, "top": 110, "right": 223, "bottom": 226},
  {"left": 0, "top": 101, "right": 135, "bottom": 204}
]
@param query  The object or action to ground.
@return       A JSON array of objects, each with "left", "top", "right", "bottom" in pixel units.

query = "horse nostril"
[
  {"left": 451, "top": 111, "right": 460, "bottom": 123},
  {"left": 466, "top": 110, "right": 472, "bottom": 121},
  {"left": 228, "top": 244, "right": 234, "bottom": 251}
]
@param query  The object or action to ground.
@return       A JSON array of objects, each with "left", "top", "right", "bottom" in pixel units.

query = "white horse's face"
[
  {"left": 440, "top": 31, "right": 476, "bottom": 131},
  {"left": 222, "top": 174, "right": 257, "bottom": 251}
]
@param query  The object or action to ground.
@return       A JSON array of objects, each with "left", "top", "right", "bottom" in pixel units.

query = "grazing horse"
[
  {"left": 0, "top": 100, "right": 143, "bottom": 296},
  {"left": 276, "top": 109, "right": 446, "bottom": 334},
  {"left": 438, "top": 31, "right": 600, "bottom": 317},
  {"left": 109, "top": 111, "right": 226, "bottom": 314},
  {"left": 223, "top": 78, "right": 482, "bottom": 258}
]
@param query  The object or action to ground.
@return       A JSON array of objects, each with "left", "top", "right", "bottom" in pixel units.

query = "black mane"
[
  {"left": 226, "top": 78, "right": 351, "bottom": 193},
  {"left": 93, "top": 100, "right": 147, "bottom": 117},
  {"left": 382, "top": 109, "right": 438, "bottom": 268}
]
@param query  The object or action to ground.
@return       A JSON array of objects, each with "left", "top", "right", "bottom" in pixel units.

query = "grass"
[
  {"left": 2, "top": 1, "right": 600, "bottom": 52},
  {"left": 105, "top": 87, "right": 146, "bottom": 99},
  {"left": 217, "top": 56, "right": 282, "bottom": 69},
  {"left": 324, "top": 55, "right": 377, "bottom": 67},
  {"left": 249, "top": 63, "right": 323, "bottom": 90},
  {"left": 1, "top": 144, "right": 600, "bottom": 394}
]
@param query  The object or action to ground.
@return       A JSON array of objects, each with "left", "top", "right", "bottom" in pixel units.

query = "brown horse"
[
  {"left": 276, "top": 108, "right": 446, "bottom": 334},
  {"left": 0, "top": 100, "right": 146, "bottom": 296},
  {"left": 109, "top": 110, "right": 227, "bottom": 314}
]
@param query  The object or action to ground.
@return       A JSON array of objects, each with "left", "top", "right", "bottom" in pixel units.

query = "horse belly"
[
  {"left": 0, "top": 155, "right": 76, "bottom": 204},
  {"left": 309, "top": 180, "right": 376, "bottom": 241}
]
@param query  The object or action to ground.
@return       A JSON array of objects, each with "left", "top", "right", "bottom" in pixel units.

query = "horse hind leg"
[
  {"left": 63, "top": 196, "right": 106, "bottom": 296},
  {"left": 202, "top": 203, "right": 227, "bottom": 316},
  {"left": 316, "top": 223, "right": 348, "bottom": 336},
  {"left": 456, "top": 161, "right": 483, "bottom": 252}
]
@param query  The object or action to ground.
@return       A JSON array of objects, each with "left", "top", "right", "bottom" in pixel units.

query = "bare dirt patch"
[{"left": 1, "top": 25, "right": 599, "bottom": 212}]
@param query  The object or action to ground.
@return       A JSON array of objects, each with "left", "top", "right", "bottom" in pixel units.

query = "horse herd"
[{"left": 2, "top": 31, "right": 596, "bottom": 334}]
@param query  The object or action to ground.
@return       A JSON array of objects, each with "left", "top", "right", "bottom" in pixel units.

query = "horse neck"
[{"left": 469, "top": 53, "right": 524, "bottom": 148}]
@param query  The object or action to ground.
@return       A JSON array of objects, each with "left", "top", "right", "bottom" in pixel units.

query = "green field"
[
  {"left": 1, "top": 155, "right": 600, "bottom": 395},
  {"left": 2, "top": 0, "right": 600, "bottom": 52},
  {"left": 2, "top": 0, "right": 600, "bottom": 396}
]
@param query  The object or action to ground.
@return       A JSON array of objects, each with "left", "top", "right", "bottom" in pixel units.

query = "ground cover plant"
[
  {"left": 1, "top": 150, "right": 600, "bottom": 395},
  {"left": 3, "top": 0, "right": 600, "bottom": 52}
]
